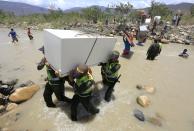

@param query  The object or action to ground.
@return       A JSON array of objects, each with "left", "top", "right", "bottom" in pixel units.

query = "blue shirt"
[{"left": 9, "top": 31, "right": 17, "bottom": 38}]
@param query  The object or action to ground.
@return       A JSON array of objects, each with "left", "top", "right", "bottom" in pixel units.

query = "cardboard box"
[{"left": 44, "top": 29, "right": 116, "bottom": 76}]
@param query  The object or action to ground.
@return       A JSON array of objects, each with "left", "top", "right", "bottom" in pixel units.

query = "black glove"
[{"left": 37, "top": 58, "right": 46, "bottom": 70}]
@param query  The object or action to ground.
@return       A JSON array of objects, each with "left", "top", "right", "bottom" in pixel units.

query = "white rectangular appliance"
[{"left": 44, "top": 29, "right": 117, "bottom": 76}]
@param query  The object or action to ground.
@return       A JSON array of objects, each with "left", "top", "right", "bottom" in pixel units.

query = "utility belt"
[
  {"left": 48, "top": 77, "right": 62, "bottom": 85},
  {"left": 104, "top": 75, "right": 118, "bottom": 83},
  {"left": 101, "top": 69, "right": 118, "bottom": 83},
  {"left": 76, "top": 92, "right": 92, "bottom": 98}
]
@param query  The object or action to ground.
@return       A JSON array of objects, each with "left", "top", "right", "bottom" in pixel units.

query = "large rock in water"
[
  {"left": 136, "top": 84, "right": 155, "bottom": 93},
  {"left": 144, "top": 85, "right": 155, "bottom": 94},
  {"left": 1, "top": 79, "right": 18, "bottom": 86},
  {"left": 134, "top": 109, "right": 145, "bottom": 121},
  {"left": 0, "top": 105, "right": 6, "bottom": 113},
  {"left": 184, "top": 39, "right": 191, "bottom": 45},
  {"left": 6, "top": 103, "right": 18, "bottom": 111},
  {"left": 136, "top": 84, "right": 143, "bottom": 90},
  {"left": 160, "top": 39, "right": 169, "bottom": 44},
  {"left": 177, "top": 39, "right": 184, "bottom": 44},
  {"left": 19, "top": 80, "right": 35, "bottom": 87},
  {"left": 147, "top": 117, "right": 162, "bottom": 127},
  {"left": 137, "top": 95, "right": 151, "bottom": 107},
  {"left": 9, "top": 84, "right": 40, "bottom": 103}
]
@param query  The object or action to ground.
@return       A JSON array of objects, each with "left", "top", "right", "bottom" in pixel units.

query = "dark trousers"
[
  {"left": 147, "top": 53, "right": 156, "bottom": 60},
  {"left": 43, "top": 81, "right": 65, "bottom": 106},
  {"left": 176, "top": 19, "right": 180, "bottom": 26},
  {"left": 103, "top": 79, "right": 115, "bottom": 101},
  {"left": 28, "top": 35, "right": 33, "bottom": 40},
  {"left": 101, "top": 74, "right": 116, "bottom": 102},
  {"left": 151, "top": 26, "right": 156, "bottom": 33},
  {"left": 105, "top": 84, "right": 114, "bottom": 101},
  {"left": 71, "top": 94, "right": 98, "bottom": 121},
  {"left": 122, "top": 49, "right": 130, "bottom": 56},
  {"left": 12, "top": 37, "right": 18, "bottom": 43},
  {"left": 172, "top": 20, "right": 176, "bottom": 25}
]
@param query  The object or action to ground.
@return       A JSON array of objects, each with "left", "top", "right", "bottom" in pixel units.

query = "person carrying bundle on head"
[{"left": 122, "top": 30, "right": 135, "bottom": 56}]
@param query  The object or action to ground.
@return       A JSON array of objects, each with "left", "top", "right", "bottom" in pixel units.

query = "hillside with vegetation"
[{"left": 0, "top": 1, "right": 194, "bottom": 30}]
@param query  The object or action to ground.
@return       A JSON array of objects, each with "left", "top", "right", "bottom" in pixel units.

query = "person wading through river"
[
  {"left": 147, "top": 38, "right": 162, "bottom": 60},
  {"left": 122, "top": 30, "right": 135, "bottom": 56},
  {"left": 99, "top": 51, "right": 121, "bottom": 102},
  {"left": 8, "top": 28, "right": 19, "bottom": 43},
  {"left": 37, "top": 46, "right": 71, "bottom": 107},
  {"left": 179, "top": 49, "right": 189, "bottom": 58},
  {"left": 69, "top": 64, "right": 99, "bottom": 121},
  {"left": 27, "top": 28, "right": 34, "bottom": 40}
]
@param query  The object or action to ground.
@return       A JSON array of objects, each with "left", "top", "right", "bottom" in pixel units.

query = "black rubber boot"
[
  {"left": 87, "top": 102, "right": 100, "bottom": 114},
  {"left": 105, "top": 87, "right": 114, "bottom": 102},
  {"left": 43, "top": 83, "right": 56, "bottom": 108},
  {"left": 71, "top": 115, "right": 78, "bottom": 121},
  {"left": 71, "top": 94, "right": 79, "bottom": 121},
  {"left": 46, "top": 103, "right": 56, "bottom": 108},
  {"left": 81, "top": 96, "right": 100, "bottom": 115},
  {"left": 91, "top": 108, "right": 100, "bottom": 114},
  {"left": 64, "top": 97, "right": 72, "bottom": 103}
]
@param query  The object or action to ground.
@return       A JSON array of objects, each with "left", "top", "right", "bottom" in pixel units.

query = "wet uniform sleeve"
[{"left": 68, "top": 70, "right": 76, "bottom": 86}]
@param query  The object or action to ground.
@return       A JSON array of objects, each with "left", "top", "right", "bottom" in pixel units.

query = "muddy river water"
[{"left": 0, "top": 28, "right": 194, "bottom": 131}]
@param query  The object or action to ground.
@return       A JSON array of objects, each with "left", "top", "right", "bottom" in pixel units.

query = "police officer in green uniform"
[
  {"left": 37, "top": 46, "right": 71, "bottom": 107},
  {"left": 99, "top": 51, "right": 121, "bottom": 102},
  {"left": 147, "top": 38, "right": 162, "bottom": 60},
  {"left": 69, "top": 64, "right": 99, "bottom": 121}
]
